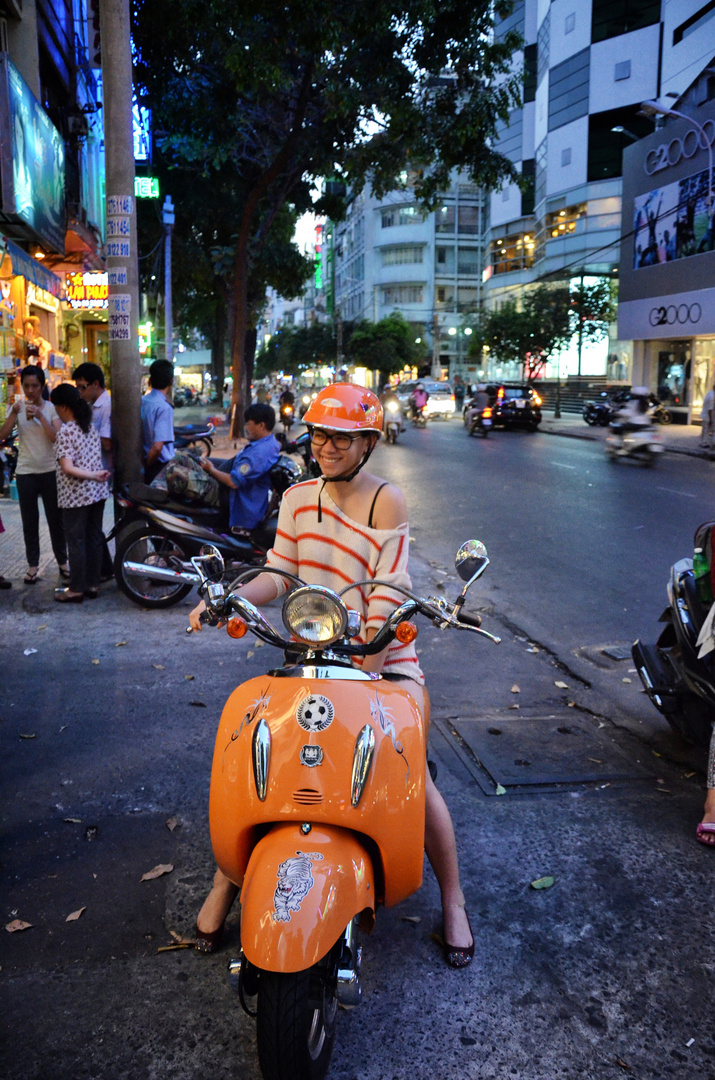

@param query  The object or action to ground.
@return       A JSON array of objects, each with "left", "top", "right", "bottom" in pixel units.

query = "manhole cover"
[
  {"left": 602, "top": 644, "right": 633, "bottom": 661},
  {"left": 438, "top": 716, "right": 652, "bottom": 794}
]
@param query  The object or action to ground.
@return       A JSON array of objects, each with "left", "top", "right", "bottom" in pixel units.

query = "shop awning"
[{"left": 0, "top": 236, "right": 63, "bottom": 299}]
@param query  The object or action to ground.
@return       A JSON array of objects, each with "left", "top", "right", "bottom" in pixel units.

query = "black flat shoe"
[
  {"left": 443, "top": 909, "right": 474, "bottom": 970},
  {"left": 84, "top": 589, "right": 99, "bottom": 599},
  {"left": 54, "top": 589, "right": 84, "bottom": 604},
  {"left": 0, "top": 575, "right": 11, "bottom": 590},
  {"left": 195, "top": 922, "right": 225, "bottom": 954}
]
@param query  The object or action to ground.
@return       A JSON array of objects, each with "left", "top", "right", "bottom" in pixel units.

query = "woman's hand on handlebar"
[{"left": 189, "top": 598, "right": 207, "bottom": 632}]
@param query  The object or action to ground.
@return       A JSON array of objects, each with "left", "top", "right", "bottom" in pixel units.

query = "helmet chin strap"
[{"left": 316, "top": 437, "right": 378, "bottom": 522}]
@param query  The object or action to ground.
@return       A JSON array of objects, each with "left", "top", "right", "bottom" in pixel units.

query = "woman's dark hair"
[
  {"left": 20, "top": 364, "right": 46, "bottom": 387},
  {"left": 50, "top": 383, "right": 93, "bottom": 433}
]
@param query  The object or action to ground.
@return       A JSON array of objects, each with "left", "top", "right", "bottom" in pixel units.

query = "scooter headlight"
[
  {"left": 386, "top": 400, "right": 399, "bottom": 413},
  {"left": 282, "top": 586, "right": 348, "bottom": 645}
]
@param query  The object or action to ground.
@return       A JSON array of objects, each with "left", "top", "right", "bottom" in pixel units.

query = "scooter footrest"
[{"left": 632, "top": 640, "right": 684, "bottom": 712}]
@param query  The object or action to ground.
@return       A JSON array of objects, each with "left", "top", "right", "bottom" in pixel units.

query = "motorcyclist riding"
[{"left": 410, "top": 382, "right": 429, "bottom": 423}]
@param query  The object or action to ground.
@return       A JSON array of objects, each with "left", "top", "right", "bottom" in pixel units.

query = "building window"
[
  {"left": 435, "top": 205, "right": 456, "bottom": 233},
  {"left": 457, "top": 288, "right": 479, "bottom": 313},
  {"left": 380, "top": 245, "right": 424, "bottom": 266},
  {"left": 435, "top": 286, "right": 454, "bottom": 305},
  {"left": 614, "top": 60, "right": 631, "bottom": 81},
  {"left": 457, "top": 248, "right": 481, "bottom": 275},
  {"left": 523, "top": 43, "right": 537, "bottom": 103},
  {"left": 490, "top": 233, "right": 536, "bottom": 275},
  {"left": 548, "top": 47, "right": 590, "bottom": 131},
  {"left": 591, "top": 0, "right": 660, "bottom": 44},
  {"left": 458, "top": 206, "right": 481, "bottom": 235},
  {"left": 537, "top": 11, "right": 550, "bottom": 85},
  {"left": 535, "top": 138, "right": 548, "bottom": 208},
  {"left": 565, "top": 12, "right": 575, "bottom": 33},
  {"left": 561, "top": 147, "right": 572, "bottom": 166},
  {"left": 521, "top": 159, "right": 535, "bottom": 216},
  {"left": 381, "top": 205, "right": 424, "bottom": 227},
  {"left": 436, "top": 246, "right": 455, "bottom": 272},
  {"left": 382, "top": 285, "right": 424, "bottom": 305},
  {"left": 587, "top": 106, "right": 651, "bottom": 181}
]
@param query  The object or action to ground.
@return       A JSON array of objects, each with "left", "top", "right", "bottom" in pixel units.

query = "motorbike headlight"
[
  {"left": 302, "top": 395, "right": 310, "bottom": 404},
  {"left": 282, "top": 586, "right": 348, "bottom": 645},
  {"left": 387, "top": 401, "right": 398, "bottom": 413}
]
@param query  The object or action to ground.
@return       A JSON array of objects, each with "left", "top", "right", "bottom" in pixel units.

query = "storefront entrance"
[{"left": 692, "top": 338, "right": 715, "bottom": 420}]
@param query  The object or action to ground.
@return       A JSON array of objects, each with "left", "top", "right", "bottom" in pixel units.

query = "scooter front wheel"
[{"left": 257, "top": 968, "right": 337, "bottom": 1080}]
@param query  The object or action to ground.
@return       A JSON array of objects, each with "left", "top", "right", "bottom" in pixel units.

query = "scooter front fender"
[{"left": 240, "top": 822, "right": 375, "bottom": 973}]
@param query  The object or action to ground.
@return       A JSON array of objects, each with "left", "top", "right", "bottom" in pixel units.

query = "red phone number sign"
[{"left": 65, "top": 271, "right": 109, "bottom": 309}]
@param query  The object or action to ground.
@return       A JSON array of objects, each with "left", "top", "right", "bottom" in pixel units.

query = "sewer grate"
[{"left": 435, "top": 715, "right": 652, "bottom": 795}]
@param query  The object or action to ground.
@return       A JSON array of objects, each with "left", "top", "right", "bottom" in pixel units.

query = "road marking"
[
  {"left": 553, "top": 462, "right": 576, "bottom": 469},
  {"left": 657, "top": 486, "right": 696, "bottom": 498}
]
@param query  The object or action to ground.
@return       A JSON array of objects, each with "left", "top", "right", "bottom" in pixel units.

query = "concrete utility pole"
[
  {"left": 162, "top": 196, "right": 175, "bottom": 361},
  {"left": 99, "top": 0, "right": 142, "bottom": 486}
]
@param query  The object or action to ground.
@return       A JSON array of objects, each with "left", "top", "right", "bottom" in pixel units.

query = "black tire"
[
  {"left": 656, "top": 408, "right": 673, "bottom": 426},
  {"left": 386, "top": 426, "right": 396, "bottom": 444},
  {"left": 256, "top": 968, "right": 338, "bottom": 1080},
  {"left": 583, "top": 410, "right": 597, "bottom": 426},
  {"left": 114, "top": 521, "right": 193, "bottom": 608},
  {"left": 196, "top": 438, "right": 213, "bottom": 458}
]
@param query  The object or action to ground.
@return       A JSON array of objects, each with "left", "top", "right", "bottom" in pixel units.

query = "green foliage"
[
  {"left": 346, "top": 312, "right": 421, "bottom": 378},
  {"left": 470, "top": 286, "right": 572, "bottom": 380},
  {"left": 255, "top": 323, "right": 337, "bottom": 379}
]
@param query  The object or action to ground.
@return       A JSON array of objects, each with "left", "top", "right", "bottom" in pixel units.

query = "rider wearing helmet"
[
  {"left": 190, "top": 383, "right": 475, "bottom": 967},
  {"left": 410, "top": 381, "right": 429, "bottom": 417}
]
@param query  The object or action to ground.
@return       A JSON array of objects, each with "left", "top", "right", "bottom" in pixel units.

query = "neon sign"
[
  {"left": 65, "top": 271, "right": 108, "bottom": 309},
  {"left": 135, "top": 176, "right": 160, "bottom": 198}
]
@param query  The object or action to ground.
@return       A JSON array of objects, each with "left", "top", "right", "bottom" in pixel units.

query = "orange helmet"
[{"left": 303, "top": 383, "right": 383, "bottom": 436}]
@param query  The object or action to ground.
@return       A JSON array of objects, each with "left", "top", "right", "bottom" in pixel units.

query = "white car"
[{"left": 395, "top": 380, "right": 456, "bottom": 420}]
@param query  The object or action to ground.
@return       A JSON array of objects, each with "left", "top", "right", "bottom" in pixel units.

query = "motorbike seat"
[{"left": 125, "top": 481, "right": 228, "bottom": 526}]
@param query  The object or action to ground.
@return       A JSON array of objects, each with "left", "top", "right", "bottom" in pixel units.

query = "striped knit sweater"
[{"left": 266, "top": 479, "right": 424, "bottom": 684}]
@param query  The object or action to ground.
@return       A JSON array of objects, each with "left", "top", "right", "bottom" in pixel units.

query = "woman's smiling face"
[
  {"left": 310, "top": 429, "right": 371, "bottom": 477},
  {"left": 21, "top": 374, "right": 42, "bottom": 403}
]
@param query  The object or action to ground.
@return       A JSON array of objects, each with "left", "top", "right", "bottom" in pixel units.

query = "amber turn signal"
[
  {"left": 395, "top": 621, "right": 418, "bottom": 644},
  {"left": 227, "top": 617, "right": 248, "bottom": 639}
]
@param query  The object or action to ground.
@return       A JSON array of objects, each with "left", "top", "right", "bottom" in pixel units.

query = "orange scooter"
[{"left": 188, "top": 540, "right": 499, "bottom": 1080}]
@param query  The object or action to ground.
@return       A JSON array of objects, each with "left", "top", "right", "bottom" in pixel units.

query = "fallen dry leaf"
[
  {"left": 530, "top": 876, "right": 555, "bottom": 890},
  {"left": 5, "top": 919, "right": 32, "bottom": 932},
  {"left": 66, "top": 907, "right": 86, "bottom": 922},
  {"left": 495, "top": 783, "right": 507, "bottom": 795},
  {"left": 509, "top": 703, "right": 520, "bottom": 710},
  {"left": 166, "top": 816, "right": 180, "bottom": 832},
  {"left": 152, "top": 663, "right": 165, "bottom": 670},
  {"left": 511, "top": 684, "right": 520, "bottom": 694},
  {"left": 115, "top": 641, "right": 128, "bottom": 647},
  {"left": 622, "top": 677, "right": 632, "bottom": 684},
  {"left": 157, "top": 942, "right": 193, "bottom": 952},
  {"left": 141, "top": 863, "right": 174, "bottom": 882},
  {"left": 189, "top": 701, "right": 207, "bottom": 708},
  {"left": 588, "top": 758, "right": 603, "bottom": 765},
  {"left": 19, "top": 733, "right": 36, "bottom": 740},
  {"left": 169, "top": 929, "right": 194, "bottom": 943},
  {"left": 184, "top": 674, "right": 195, "bottom": 681},
  {"left": 246, "top": 651, "right": 255, "bottom": 659},
  {"left": 37, "top": 624, "right": 48, "bottom": 630},
  {"left": 567, "top": 701, "right": 576, "bottom": 708},
  {"left": 554, "top": 680, "right": 569, "bottom": 689},
  {"left": 64, "top": 817, "right": 82, "bottom": 824},
  {"left": 401, "top": 915, "right": 421, "bottom": 923},
  {"left": 91, "top": 659, "right": 100, "bottom": 666}
]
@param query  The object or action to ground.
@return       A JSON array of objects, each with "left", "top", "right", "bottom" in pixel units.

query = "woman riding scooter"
[{"left": 190, "top": 383, "right": 474, "bottom": 967}]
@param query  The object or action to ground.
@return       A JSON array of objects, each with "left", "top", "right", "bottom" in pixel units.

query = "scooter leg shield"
[{"left": 239, "top": 823, "right": 375, "bottom": 973}]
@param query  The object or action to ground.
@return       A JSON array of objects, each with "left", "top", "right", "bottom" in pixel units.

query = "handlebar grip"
[
  {"left": 185, "top": 609, "right": 216, "bottom": 634},
  {"left": 456, "top": 610, "right": 481, "bottom": 629}
]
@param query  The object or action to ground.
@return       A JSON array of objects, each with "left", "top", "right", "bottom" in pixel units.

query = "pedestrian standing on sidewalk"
[
  {"left": 49, "top": 384, "right": 110, "bottom": 604},
  {"left": 73, "top": 362, "right": 113, "bottom": 579},
  {"left": 700, "top": 383, "right": 715, "bottom": 448},
  {"left": 141, "top": 359, "right": 175, "bottom": 484},
  {"left": 0, "top": 364, "right": 69, "bottom": 585}
]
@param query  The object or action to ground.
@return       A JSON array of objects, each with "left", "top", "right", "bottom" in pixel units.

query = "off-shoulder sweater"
[{"left": 265, "top": 479, "right": 424, "bottom": 684}]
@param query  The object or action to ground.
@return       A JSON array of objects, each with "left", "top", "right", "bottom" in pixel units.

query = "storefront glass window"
[
  {"left": 657, "top": 345, "right": 690, "bottom": 407},
  {"left": 693, "top": 339, "right": 715, "bottom": 417}
]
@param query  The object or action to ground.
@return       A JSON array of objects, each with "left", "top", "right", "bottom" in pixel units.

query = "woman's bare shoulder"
[{"left": 371, "top": 480, "right": 407, "bottom": 530}]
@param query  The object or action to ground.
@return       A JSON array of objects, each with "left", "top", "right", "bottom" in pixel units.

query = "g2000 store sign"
[{"left": 644, "top": 121, "right": 715, "bottom": 176}]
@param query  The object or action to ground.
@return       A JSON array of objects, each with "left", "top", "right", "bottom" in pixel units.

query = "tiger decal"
[{"left": 272, "top": 851, "right": 324, "bottom": 922}]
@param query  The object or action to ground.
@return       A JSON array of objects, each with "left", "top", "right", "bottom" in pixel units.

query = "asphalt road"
[{"left": 1, "top": 422, "right": 713, "bottom": 1080}]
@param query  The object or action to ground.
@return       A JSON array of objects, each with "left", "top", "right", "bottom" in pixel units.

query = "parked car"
[
  {"left": 464, "top": 383, "right": 542, "bottom": 431},
  {"left": 395, "top": 379, "right": 456, "bottom": 420}
]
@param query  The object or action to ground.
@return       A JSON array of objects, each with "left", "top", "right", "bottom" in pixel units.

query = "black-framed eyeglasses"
[
  {"left": 75, "top": 382, "right": 89, "bottom": 391},
  {"left": 308, "top": 427, "right": 364, "bottom": 451}
]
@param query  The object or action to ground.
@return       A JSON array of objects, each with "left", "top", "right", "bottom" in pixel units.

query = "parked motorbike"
[
  {"left": 605, "top": 422, "right": 663, "bottom": 466},
  {"left": 649, "top": 397, "right": 673, "bottom": 425},
  {"left": 278, "top": 430, "right": 321, "bottom": 478},
  {"left": 0, "top": 432, "right": 18, "bottom": 496},
  {"left": 633, "top": 542, "right": 715, "bottom": 746},
  {"left": 174, "top": 421, "right": 215, "bottom": 458},
  {"left": 187, "top": 539, "right": 499, "bottom": 1080},
  {"left": 383, "top": 399, "right": 403, "bottom": 444},
  {"left": 582, "top": 393, "right": 617, "bottom": 427},
  {"left": 109, "top": 455, "right": 303, "bottom": 608}
]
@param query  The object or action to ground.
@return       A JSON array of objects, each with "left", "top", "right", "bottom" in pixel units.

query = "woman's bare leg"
[
  {"left": 196, "top": 866, "right": 238, "bottom": 934},
  {"left": 412, "top": 682, "right": 473, "bottom": 950}
]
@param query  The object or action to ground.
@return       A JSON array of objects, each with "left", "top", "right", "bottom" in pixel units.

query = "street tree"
[
  {"left": 132, "top": 0, "right": 522, "bottom": 435},
  {"left": 569, "top": 277, "right": 617, "bottom": 376},
  {"left": 346, "top": 313, "right": 422, "bottom": 382},
  {"left": 470, "top": 286, "right": 573, "bottom": 381}
]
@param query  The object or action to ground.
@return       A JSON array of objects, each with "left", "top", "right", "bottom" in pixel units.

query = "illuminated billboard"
[
  {"left": 66, "top": 271, "right": 109, "bottom": 310},
  {"left": 633, "top": 163, "right": 713, "bottom": 269},
  {"left": 0, "top": 58, "right": 66, "bottom": 252}
]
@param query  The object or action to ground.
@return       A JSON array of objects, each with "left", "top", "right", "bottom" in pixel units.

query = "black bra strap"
[{"left": 368, "top": 483, "right": 389, "bottom": 529}]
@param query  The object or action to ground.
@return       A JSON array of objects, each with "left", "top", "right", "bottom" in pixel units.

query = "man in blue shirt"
[
  {"left": 141, "top": 360, "right": 175, "bottom": 483},
  {"left": 200, "top": 403, "right": 280, "bottom": 530}
]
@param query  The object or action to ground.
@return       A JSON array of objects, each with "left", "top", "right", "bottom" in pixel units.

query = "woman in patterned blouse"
[{"left": 49, "top": 384, "right": 110, "bottom": 604}]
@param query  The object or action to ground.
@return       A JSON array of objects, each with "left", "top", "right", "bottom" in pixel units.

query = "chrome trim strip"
[
  {"left": 268, "top": 665, "right": 378, "bottom": 681},
  {"left": 124, "top": 560, "right": 200, "bottom": 584},
  {"left": 252, "top": 718, "right": 271, "bottom": 801},
  {"left": 351, "top": 725, "right": 375, "bottom": 808},
  {"left": 336, "top": 920, "right": 362, "bottom": 1009}
]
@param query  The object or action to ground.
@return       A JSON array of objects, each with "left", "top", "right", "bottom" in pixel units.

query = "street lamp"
[{"left": 640, "top": 100, "right": 713, "bottom": 212}]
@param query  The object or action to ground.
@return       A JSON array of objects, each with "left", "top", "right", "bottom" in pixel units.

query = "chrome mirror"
[{"left": 455, "top": 540, "right": 489, "bottom": 583}]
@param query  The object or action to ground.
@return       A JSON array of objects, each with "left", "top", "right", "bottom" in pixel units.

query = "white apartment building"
[
  {"left": 331, "top": 175, "right": 488, "bottom": 379},
  {"left": 486, "top": 0, "right": 715, "bottom": 383}
]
